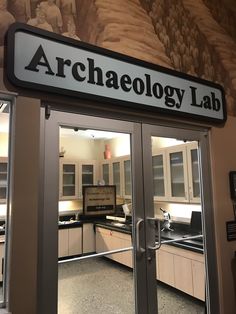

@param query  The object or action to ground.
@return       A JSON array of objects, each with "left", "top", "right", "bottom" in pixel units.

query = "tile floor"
[{"left": 58, "top": 257, "right": 205, "bottom": 314}]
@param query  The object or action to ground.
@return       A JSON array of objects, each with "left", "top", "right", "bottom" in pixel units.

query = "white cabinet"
[
  {"left": 59, "top": 159, "right": 97, "bottom": 200},
  {"left": 58, "top": 227, "right": 82, "bottom": 258},
  {"left": 156, "top": 244, "right": 205, "bottom": 301},
  {"left": 58, "top": 229, "right": 69, "bottom": 258},
  {"left": 59, "top": 160, "right": 78, "bottom": 200},
  {"left": 154, "top": 142, "right": 200, "bottom": 203},
  {"left": 152, "top": 149, "right": 168, "bottom": 201},
  {"left": 83, "top": 223, "right": 95, "bottom": 254},
  {"left": 123, "top": 157, "right": 132, "bottom": 198},
  {"left": 111, "top": 159, "right": 122, "bottom": 197},
  {"left": 79, "top": 160, "right": 97, "bottom": 197},
  {"left": 166, "top": 144, "right": 189, "bottom": 203},
  {"left": 158, "top": 249, "right": 175, "bottom": 286},
  {"left": 101, "top": 155, "right": 132, "bottom": 198},
  {"left": 192, "top": 259, "right": 205, "bottom": 300},
  {"left": 95, "top": 227, "right": 132, "bottom": 268},
  {"left": 101, "top": 161, "right": 111, "bottom": 185},
  {"left": 187, "top": 142, "right": 201, "bottom": 203},
  {"left": 174, "top": 254, "right": 193, "bottom": 295},
  {"left": 0, "top": 158, "right": 8, "bottom": 203}
]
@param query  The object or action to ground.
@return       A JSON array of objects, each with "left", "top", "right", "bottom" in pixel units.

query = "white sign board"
[{"left": 7, "top": 23, "right": 226, "bottom": 123}]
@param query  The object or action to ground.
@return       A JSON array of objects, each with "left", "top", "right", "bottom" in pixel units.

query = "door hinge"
[{"left": 45, "top": 105, "right": 51, "bottom": 119}]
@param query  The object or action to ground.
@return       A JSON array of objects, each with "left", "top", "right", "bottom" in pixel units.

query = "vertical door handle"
[{"left": 136, "top": 219, "right": 145, "bottom": 254}]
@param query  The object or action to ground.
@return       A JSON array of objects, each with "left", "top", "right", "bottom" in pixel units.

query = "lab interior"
[{"left": 0, "top": 102, "right": 207, "bottom": 313}]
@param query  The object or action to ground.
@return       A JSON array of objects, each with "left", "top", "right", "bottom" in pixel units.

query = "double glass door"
[{"left": 40, "top": 109, "right": 218, "bottom": 314}]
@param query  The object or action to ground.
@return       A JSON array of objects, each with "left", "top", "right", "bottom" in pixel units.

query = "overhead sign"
[{"left": 7, "top": 23, "right": 226, "bottom": 123}]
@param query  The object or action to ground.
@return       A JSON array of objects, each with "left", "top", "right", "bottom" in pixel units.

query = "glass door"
[
  {"left": 142, "top": 124, "right": 220, "bottom": 314},
  {"left": 40, "top": 108, "right": 219, "bottom": 314},
  {"left": 40, "top": 109, "right": 149, "bottom": 314}
]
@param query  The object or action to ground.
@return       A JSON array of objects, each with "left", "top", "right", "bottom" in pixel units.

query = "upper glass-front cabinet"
[
  {"left": 101, "top": 162, "right": 110, "bottom": 185},
  {"left": 112, "top": 161, "right": 121, "bottom": 196},
  {"left": 187, "top": 142, "right": 200, "bottom": 203},
  {"left": 59, "top": 161, "right": 78, "bottom": 200},
  {"left": 0, "top": 158, "right": 8, "bottom": 203},
  {"left": 166, "top": 145, "right": 189, "bottom": 203},
  {"left": 124, "top": 158, "right": 132, "bottom": 198},
  {"left": 152, "top": 150, "right": 168, "bottom": 201},
  {"left": 79, "top": 161, "right": 96, "bottom": 197}
]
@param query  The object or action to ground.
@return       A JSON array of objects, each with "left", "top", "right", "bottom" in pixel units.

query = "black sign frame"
[{"left": 6, "top": 23, "right": 227, "bottom": 124}]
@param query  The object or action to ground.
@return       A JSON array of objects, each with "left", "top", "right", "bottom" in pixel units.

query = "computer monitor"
[{"left": 83, "top": 185, "right": 116, "bottom": 217}]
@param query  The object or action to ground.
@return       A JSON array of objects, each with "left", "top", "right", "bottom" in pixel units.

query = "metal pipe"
[{"left": 58, "top": 246, "right": 133, "bottom": 264}]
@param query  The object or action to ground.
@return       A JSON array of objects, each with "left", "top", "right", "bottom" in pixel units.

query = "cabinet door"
[
  {"left": 68, "top": 228, "right": 82, "bottom": 256},
  {"left": 95, "top": 229, "right": 105, "bottom": 253},
  {"left": 158, "top": 249, "right": 175, "bottom": 286},
  {"left": 79, "top": 161, "right": 97, "bottom": 197},
  {"left": 0, "top": 158, "right": 8, "bottom": 203},
  {"left": 123, "top": 158, "right": 132, "bottom": 198},
  {"left": 152, "top": 151, "right": 168, "bottom": 201},
  {"left": 174, "top": 255, "right": 193, "bottom": 296},
  {"left": 59, "top": 161, "right": 78, "bottom": 200},
  {"left": 166, "top": 145, "right": 189, "bottom": 202},
  {"left": 112, "top": 160, "right": 122, "bottom": 196},
  {"left": 83, "top": 223, "right": 95, "bottom": 254},
  {"left": 187, "top": 142, "right": 201, "bottom": 203},
  {"left": 101, "top": 162, "right": 111, "bottom": 185},
  {"left": 192, "top": 260, "right": 205, "bottom": 301},
  {"left": 58, "top": 229, "right": 69, "bottom": 258}
]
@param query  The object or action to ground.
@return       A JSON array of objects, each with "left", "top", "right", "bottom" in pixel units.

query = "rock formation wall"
[
  {"left": 77, "top": 0, "right": 172, "bottom": 68},
  {"left": 1, "top": 0, "right": 235, "bottom": 115},
  {"left": 139, "top": 0, "right": 236, "bottom": 115}
]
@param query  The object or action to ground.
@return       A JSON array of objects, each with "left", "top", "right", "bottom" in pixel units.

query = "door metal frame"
[
  {"left": 38, "top": 108, "right": 150, "bottom": 314},
  {"left": 39, "top": 106, "right": 218, "bottom": 314},
  {"left": 142, "top": 124, "right": 219, "bottom": 314}
]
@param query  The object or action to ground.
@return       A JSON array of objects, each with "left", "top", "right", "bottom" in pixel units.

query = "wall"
[
  {"left": 210, "top": 116, "right": 236, "bottom": 313},
  {"left": 60, "top": 134, "right": 97, "bottom": 160}
]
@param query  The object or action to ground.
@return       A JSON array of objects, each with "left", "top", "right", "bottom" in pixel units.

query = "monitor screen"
[
  {"left": 83, "top": 185, "right": 116, "bottom": 217},
  {"left": 190, "top": 211, "right": 202, "bottom": 232}
]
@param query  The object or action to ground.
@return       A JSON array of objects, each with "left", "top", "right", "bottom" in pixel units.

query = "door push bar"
[{"left": 147, "top": 217, "right": 203, "bottom": 251}]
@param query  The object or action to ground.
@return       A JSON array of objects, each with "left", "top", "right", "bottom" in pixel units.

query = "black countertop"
[
  {"left": 94, "top": 220, "right": 204, "bottom": 254},
  {"left": 57, "top": 217, "right": 204, "bottom": 253}
]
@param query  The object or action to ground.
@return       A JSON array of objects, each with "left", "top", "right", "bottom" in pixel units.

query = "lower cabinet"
[
  {"left": 95, "top": 227, "right": 132, "bottom": 268},
  {"left": 94, "top": 226, "right": 205, "bottom": 301},
  {"left": 83, "top": 223, "right": 95, "bottom": 254},
  {"left": 156, "top": 244, "right": 205, "bottom": 301},
  {"left": 58, "top": 227, "right": 82, "bottom": 258}
]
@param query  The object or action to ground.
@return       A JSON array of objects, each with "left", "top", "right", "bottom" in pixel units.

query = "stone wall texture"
[{"left": 1, "top": 0, "right": 235, "bottom": 115}]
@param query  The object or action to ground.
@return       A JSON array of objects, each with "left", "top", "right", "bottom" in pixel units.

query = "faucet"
[{"left": 160, "top": 207, "right": 174, "bottom": 231}]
